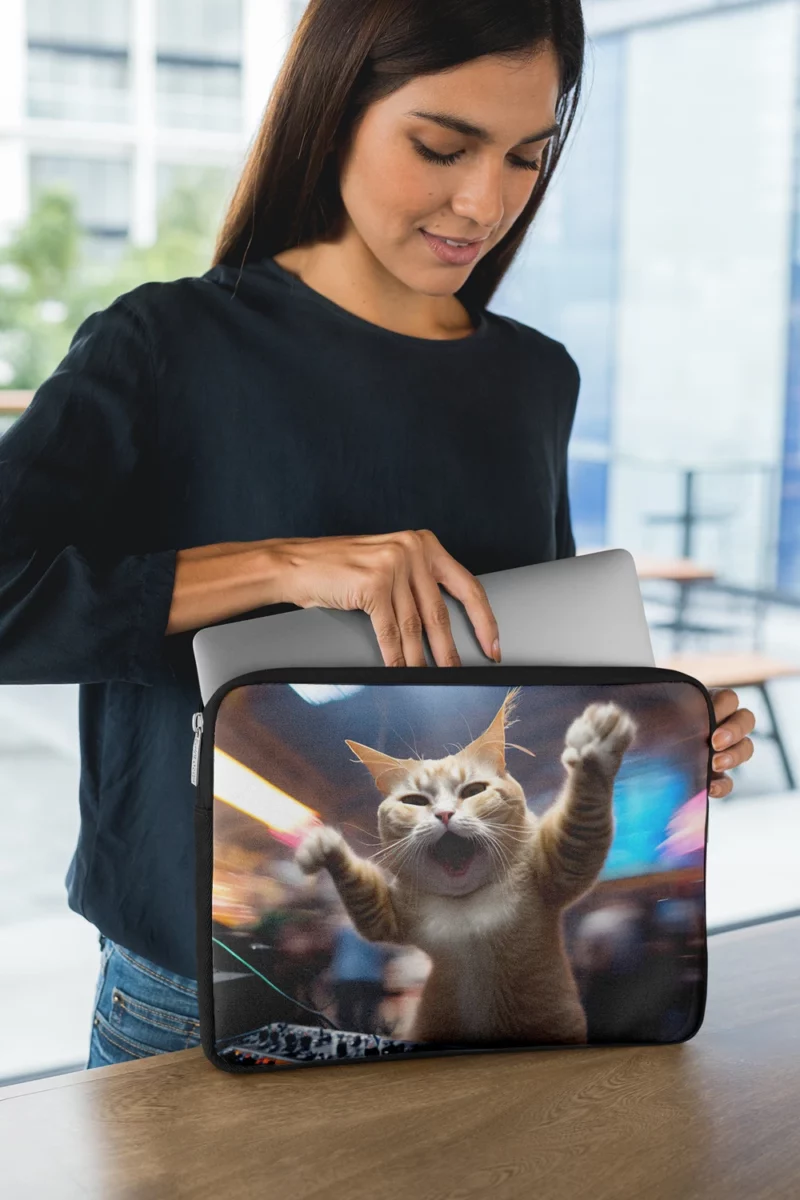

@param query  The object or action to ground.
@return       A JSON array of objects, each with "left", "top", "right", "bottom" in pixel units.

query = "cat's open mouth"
[{"left": 429, "top": 831, "right": 479, "bottom": 876}]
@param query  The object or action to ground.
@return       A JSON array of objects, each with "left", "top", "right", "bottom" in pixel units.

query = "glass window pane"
[
  {"left": 27, "top": 0, "right": 130, "bottom": 49},
  {"left": 156, "top": 0, "right": 241, "bottom": 59},
  {"left": 27, "top": 47, "right": 130, "bottom": 123},
  {"left": 156, "top": 62, "right": 241, "bottom": 131},
  {"left": 29, "top": 155, "right": 131, "bottom": 235}
]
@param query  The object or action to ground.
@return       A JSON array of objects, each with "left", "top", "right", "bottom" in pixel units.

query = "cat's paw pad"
[
  {"left": 295, "top": 825, "right": 346, "bottom": 875},
  {"left": 561, "top": 702, "right": 637, "bottom": 776}
]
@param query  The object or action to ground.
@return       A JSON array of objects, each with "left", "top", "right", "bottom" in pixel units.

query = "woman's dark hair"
[{"left": 212, "top": 0, "right": 585, "bottom": 313}]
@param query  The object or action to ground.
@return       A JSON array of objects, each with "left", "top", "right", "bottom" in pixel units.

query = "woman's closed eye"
[{"left": 413, "top": 141, "right": 542, "bottom": 172}]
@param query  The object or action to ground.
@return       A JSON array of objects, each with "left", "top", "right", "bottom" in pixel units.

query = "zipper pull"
[{"left": 191, "top": 711, "right": 204, "bottom": 787}]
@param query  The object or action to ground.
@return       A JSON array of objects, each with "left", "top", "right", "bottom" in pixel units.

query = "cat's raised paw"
[
  {"left": 295, "top": 824, "right": 347, "bottom": 875},
  {"left": 561, "top": 702, "right": 637, "bottom": 778}
]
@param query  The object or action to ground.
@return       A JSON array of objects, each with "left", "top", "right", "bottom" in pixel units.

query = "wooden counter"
[{"left": 2, "top": 916, "right": 799, "bottom": 1199}]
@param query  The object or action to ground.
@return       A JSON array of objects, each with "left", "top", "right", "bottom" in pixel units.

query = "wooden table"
[
  {"left": 630, "top": 554, "right": 719, "bottom": 651},
  {"left": 2, "top": 917, "right": 799, "bottom": 1199},
  {"left": 0, "top": 391, "right": 33, "bottom": 417},
  {"left": 629, "top": 555, "right": 718, "bottom": 585}
]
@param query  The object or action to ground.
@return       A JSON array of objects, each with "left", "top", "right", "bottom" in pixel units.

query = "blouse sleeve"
[
  {"left": 555, "top": 466, "right": 576, "bottom": 559},
  {"left": 0, "top": 297, "right": 177, "bottom": 686},
  {"left": 554, "top": 343, "right": 580, "bottom": 560}
]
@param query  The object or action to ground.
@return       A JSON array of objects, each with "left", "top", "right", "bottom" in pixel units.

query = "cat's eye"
[
  {"left": 399, "top": 794, "right": 429, "bottom": 806},
  {"left": 461, "top": 782, "right": 488, "bottom": 799}
]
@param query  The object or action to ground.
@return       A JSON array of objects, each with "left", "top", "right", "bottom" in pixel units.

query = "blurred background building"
[
  {"left": 1, "top": 0, "right": 799, "bottom": 1084},
  {"left": 0, "top": 0, "right": 282, "bottom": 259}
]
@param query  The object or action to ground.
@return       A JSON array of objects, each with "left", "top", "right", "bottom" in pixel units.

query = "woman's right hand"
[{"left": 271, "top": 529, "right": 501, "bottom": 668}]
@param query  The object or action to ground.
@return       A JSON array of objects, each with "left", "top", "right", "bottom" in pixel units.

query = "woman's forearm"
[{"left": 165, "top": 539, "right": 292, "bottom": 635}]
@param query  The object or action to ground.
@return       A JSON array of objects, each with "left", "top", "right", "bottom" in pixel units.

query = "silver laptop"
[{"left": 192, "top": 548, "right": 654, "bottom": 705}]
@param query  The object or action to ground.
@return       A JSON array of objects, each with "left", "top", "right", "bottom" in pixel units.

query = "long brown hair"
[{"left": 212, "top": 0, "right": 585, "bottom": 314}]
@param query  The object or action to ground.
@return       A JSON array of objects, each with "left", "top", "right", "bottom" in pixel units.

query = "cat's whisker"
[
  {"left": 458, "top": 709, "right": 476, "bottom": 747},
  {"left": 488, "top": 839, "right": 515, "bottom": 879},
  {"left": 386, "top": 839, "right": 426, "bottom": 897},
  {"left": 467, "top": 819, "right": 531, "bottom": 845},
  {"left": 477, "top": 825, "right": 531, "bottom": 844},
  {"left": 504, "top": 741, "right": 537, "bottom": 759},
  {"left": 389, "top": 725, "right": 424, "bottom": 762},
  {"left": 473, "top": 825, "right": 519, "bottom": 875},
  {"left": 369, "top": 828, "right": 423, "bottom": 870},
  {"left": 340, "top": 821, "right": 383, "bottom": 843},
  {"left": 367, "top": 830, "right": 416, "bottom": 864}
]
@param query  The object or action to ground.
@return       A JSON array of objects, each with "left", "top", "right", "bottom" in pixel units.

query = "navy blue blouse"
[{"left": 0, "top": 255, "right": 579, "bottom": 977}]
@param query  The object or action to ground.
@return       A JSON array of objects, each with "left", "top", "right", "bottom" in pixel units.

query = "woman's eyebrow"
[{"left": 404, "top": 110, "right": 560, "bottom": 146}]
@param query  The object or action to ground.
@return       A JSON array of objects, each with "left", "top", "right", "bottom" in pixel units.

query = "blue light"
[{"left": 602, "top": 757, "right": 690, "bottom": 878}]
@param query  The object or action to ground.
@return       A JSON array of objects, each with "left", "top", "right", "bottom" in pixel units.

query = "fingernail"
[
  {"left": 492, "top": 638, "right": 501, "bottom": 662},
  {"left": 713, "top": 730, "right": 732, "bottom": 749}
]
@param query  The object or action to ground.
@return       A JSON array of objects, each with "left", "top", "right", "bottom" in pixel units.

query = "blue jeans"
[{"left": 86, "top": 933, "right": 201, "bottom": 1068}]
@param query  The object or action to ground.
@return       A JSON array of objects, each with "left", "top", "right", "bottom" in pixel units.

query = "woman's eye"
[
  {"left": 461, "top": 782, "right": 488, "bottom": 799},
  {"left": 400, "top": 794, "right": 429, "bottom": 806},
  {"left": 413, "top": 142, "right": 542, "bottom": 172}
]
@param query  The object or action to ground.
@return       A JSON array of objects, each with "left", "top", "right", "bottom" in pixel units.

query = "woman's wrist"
[{"left": 165, "top": 538, "right": 295, "bottom": 634}]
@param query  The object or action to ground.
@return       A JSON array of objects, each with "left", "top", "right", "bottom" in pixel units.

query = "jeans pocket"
[
  {"left": 92, "top": 941, "right": 201, "bottom": 1063},
  {"left": 91, "top": 934, "right": 113, "bottom": 1016}
]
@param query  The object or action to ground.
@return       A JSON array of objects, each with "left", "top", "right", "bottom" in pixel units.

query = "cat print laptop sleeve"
[{"left": 192, "top": 665, "right": 714, "bottom": 1073}]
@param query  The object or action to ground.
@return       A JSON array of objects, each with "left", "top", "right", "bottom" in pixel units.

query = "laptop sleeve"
[{"left": 193, "top": 665, "right": 714, "bottom": 1073}]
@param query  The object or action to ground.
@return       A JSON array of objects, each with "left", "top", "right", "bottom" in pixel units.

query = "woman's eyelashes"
[{"left": 413, "top": 141, "right": 542, "bottom": 172}]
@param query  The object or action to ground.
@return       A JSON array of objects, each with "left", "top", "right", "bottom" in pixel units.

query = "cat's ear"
[
  {"left": 462, "top": 687, "right": 523, "bottom": 773},
  {"left": 345, "top": 739, "right": 411, "bottom": 796}
]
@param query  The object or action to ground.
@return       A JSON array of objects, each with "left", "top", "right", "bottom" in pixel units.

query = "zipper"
[{"left": 191, "top": 711, "right": 204, "bottom": 787}]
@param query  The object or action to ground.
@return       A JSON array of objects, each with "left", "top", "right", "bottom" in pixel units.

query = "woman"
[{"left": 0, "top": 0, "right": 754, "bottom": 1068}]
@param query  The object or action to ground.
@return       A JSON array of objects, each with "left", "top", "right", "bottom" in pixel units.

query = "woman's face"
[{"left": 337, "top": 47, "right": 561, "bottom": 296}]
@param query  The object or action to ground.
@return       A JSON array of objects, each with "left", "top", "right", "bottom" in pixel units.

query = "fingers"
[
  {"left": 710, "top": 688, "right": 744, "bottom": 734},
  {"left": 419, "top": 531, "right": 500, "bottom": 664},
  {"left": 366, "top": 586, "right": 409, "bottom": 668},
  {"left": 711, "top": 705, "right": 756, "bottom": 751},
  {"left": 713, "top": 735, "right": 755, "bottom": 773},
  {"left": 392, "top": 571, "right": 434, "bottom": 667},
  {"left": 321, "top": 528, "right": 500, "bottom": 668},
  {"left": 406, "top": 558, "right": 462, "bottom": 668},
  {"left": 710, "top": 731, "right": 755, "bottom": 799}
]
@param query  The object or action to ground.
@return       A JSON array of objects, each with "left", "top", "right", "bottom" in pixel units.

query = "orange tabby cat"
[{"left": 295, "top": 687, "right": 637, "bottom": 1045}]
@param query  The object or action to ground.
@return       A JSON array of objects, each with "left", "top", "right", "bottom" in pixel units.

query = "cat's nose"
[{"left": 436, "top": 811, "right": 454, "bottom": 826}]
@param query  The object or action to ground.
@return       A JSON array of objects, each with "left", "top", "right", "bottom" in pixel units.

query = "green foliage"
[{"left": 0, "top": 168, "right": 231, "bottom": 390}]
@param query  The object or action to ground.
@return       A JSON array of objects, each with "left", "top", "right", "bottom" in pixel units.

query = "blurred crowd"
[{"left": 212, "top": 836, "right": 705, "bottom": 1043}]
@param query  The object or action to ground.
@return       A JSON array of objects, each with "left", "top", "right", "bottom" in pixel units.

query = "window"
[
  {"left": 26, "top": 0, "right": 131, "bottom": 124},
  {"left": 29, "top": 155, "right": 131, "bottom": 240},
  {"left": 492, "top": 0, "right": 800, "bottom": 932},
  {"left": 156, "top": 0, "right": 242, "bottom": 131},
  {"left": 156, "top": 161, "right": 236, "bottom": 236}
]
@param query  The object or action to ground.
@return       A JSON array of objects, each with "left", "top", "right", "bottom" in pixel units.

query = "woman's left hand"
[{"left": 709, "top": 688, "right": 756, "bottom": 798}]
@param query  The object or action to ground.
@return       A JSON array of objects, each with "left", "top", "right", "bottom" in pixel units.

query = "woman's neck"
[{"left": 272, "top": 238, "right": 476, "bottom": 341}]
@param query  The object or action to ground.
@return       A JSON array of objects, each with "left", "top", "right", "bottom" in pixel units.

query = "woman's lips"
[{"left": 420, "top": 229, "right": 484, "bottom": 265}]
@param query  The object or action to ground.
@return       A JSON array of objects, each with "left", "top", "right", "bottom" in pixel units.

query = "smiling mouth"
[
  {"left": 422, "top": 230, "right": 487, "bottom": 245},
  {"left": 429, "top": 831, "right": 479, "bottom": 875}
]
